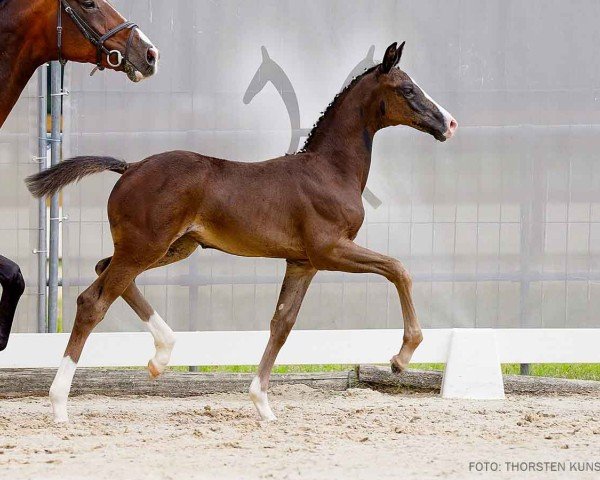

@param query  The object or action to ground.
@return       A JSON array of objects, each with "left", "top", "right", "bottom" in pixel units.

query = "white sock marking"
[
  {"left": 249, "top": 376, "right": 277, "bottom": 421},
  {"left": 146, "top": 312, "right": 176, "bottom": 375},
  {"left": 49, "top": 356, "right": 77, "bottom": 423}
]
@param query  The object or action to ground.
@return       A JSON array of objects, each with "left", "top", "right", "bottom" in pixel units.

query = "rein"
[{"left": 57, "top": 0, "right": 138, "bottom": 75}]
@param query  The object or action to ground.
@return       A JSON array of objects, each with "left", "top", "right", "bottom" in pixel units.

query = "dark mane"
[{"left": 299, "top": 64, "right": 380, "bottom": 153}]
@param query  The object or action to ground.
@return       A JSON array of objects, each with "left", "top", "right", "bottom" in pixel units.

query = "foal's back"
[{"left": 108, "top": 150, "right": 358, "bottom": 260}]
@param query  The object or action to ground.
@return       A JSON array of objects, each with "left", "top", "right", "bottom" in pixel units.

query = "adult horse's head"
[
  {"left": 54, "top": 0, "right": 159, "bottom": 81},
  {"left": 0, "top": 0, "right": 158, "bottom": 127},
  {"left": 375, "top": 42, "right": 457, "bottom": 141}
]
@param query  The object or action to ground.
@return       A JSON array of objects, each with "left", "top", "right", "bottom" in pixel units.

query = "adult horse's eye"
[{"left": 82, "top": 0, "right": 96, "bottom": 9}]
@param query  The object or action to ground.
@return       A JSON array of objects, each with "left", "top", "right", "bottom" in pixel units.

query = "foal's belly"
[
  {"left": 184, "top": 161, "right": 311, "bottom": 260},
  {"left": 189, "top": 221, "right": 307, "bottom": 260}
]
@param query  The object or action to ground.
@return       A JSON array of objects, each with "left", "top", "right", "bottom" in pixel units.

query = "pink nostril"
[
  {"left": 146, "top": 48, "right": 158, "bottom": 65},
  {"left": 449, "top": 118, "right": 458, "bottom": 132}
]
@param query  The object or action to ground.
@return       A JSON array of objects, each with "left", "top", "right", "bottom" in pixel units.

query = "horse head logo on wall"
[{"left": 243, "top": 45, "right": 382, "bottom": 208}]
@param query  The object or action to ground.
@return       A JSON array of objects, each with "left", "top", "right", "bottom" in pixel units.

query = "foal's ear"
[
  {"left": 381, "top": 42, "right": 398, "bottom": 73},
  {"left": 395, "top": 41, "right": 406, "bottom": 65},
  {"left": 380, "top": 41, "right": 405, "bottom": 73}
]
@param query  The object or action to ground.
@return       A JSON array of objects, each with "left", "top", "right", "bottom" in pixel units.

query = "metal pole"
[
  {"left": 188, "top": 252, "right": 199, "bottom": 372},
  {"left": 520, "top": 363, "right": 531, "bottom": 376},
  {"left": 518, "top": 132, "right": 533, "bottom": 376},
  {"left": 48, "top": 61, "right": 61, "bottom": 333},
  {"left": 36, "top": 66, "right": 48, "bottom": 333}
]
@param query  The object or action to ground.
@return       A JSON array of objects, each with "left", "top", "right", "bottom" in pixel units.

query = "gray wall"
[
  {"left": 0, "top": 79, "right": 39, "bottom": 332},
  {"left": 63, "top": 0, "right": 600, "bottom": 332}
]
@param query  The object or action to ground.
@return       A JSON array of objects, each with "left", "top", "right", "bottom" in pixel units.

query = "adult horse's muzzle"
[{"left": 122, "top": 29, "right": 159, "bottom": 82}]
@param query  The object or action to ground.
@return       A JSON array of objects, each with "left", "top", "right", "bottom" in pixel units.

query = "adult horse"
[
  {"left": 27, "top": 42, "right": 458, "bottom": 423},
  {"left": 0, "top": 0, "right": 159, "bottom": 349},
  {"left": 0, "top": 0, "right": 159, "bottom": 128}
]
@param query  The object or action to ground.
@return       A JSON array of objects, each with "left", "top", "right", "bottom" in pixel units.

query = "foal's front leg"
[
  {"left": 309, "top": 239, "right": 422, "bottom": 373},
  {"left": 251, "top": 260, "right": 316, "bottom": 421}
]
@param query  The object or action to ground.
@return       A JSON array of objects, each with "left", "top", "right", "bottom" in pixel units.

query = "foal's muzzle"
[{"left": 429, "top": 113, "right": 458, "bottom": 142}]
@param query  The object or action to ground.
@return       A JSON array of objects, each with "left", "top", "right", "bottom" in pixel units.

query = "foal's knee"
[
  {"left": 269, "top": 310, "right": 296, "bottom": 344},
  {"left": 390, "top": 260, "right": 412, "bottom": 289},
  {"left": 94, "top": 257, "right": 111, "bottom": 276}
]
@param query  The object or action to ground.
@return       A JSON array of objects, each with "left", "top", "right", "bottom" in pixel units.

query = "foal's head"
[
  {"left": 373, "top": 42, "right": 457, "bottom": 141},
  {"left": 51, "top": 0, "right": 159, "bottom": 81}
]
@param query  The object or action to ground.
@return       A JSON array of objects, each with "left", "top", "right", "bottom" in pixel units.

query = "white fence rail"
[
  {"left": 3, "top": 329, "right": 598, "bottom": 399},
  {"left": 2, "top": 329, "right": 599, "bottom": 367}
]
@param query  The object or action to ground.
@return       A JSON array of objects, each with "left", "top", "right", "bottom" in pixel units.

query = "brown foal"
[{"left": 27, "top": 42, "right": 457, "bottom": 422}]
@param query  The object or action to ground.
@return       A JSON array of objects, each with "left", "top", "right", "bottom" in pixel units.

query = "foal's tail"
[{"left": 25, "top": 156, "right": 128, "bottom": 198}]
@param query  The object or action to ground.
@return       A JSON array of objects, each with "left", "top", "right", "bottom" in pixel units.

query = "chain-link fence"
[
  {"left": 0, "top": 78, "right": 41, "bottom": 333},
  {"left": 48, "top": 0, "right": 600, "bottom": 333}
]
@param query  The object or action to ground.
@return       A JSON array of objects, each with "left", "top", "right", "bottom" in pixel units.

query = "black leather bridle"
[{"left": 57, "top": 0, "right": 138, "bottom": 75}]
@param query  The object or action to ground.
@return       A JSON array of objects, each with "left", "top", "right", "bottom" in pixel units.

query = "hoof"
[
  {"left": 249, "top": 376, "right": 277, "bottom": 422},
  {"left": 51, "top": 402, "right": 69, "bottom": 423},
  {"left": 261, "top": 412, "right": 277, "bottom": 422},
  {"left": 147, "top": 359, "right": 162, "bottom": 379},
  {"left": 390, "top": 357, "right": 407, "bottom": 375}
]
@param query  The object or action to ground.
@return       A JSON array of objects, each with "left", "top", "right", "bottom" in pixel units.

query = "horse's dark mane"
[{"left": 299, "top": 64, "right": 380, "bottom": 153}]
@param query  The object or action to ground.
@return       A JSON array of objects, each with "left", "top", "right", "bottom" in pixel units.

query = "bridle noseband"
[{"left": 57, "top": 0, "right": 138, "bottom": 75}]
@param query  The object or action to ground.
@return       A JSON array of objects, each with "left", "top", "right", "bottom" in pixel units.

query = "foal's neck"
[
  {"left": 301, "top": 78, "right": 380, "bottom": 192},
  {"left": 0, "top": 2, "right": 55, "bottom": 127}
]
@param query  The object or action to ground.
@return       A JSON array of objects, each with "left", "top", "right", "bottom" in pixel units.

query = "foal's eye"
[
  {"left": 401, "top": 85, "right": 414, "bottom": 97},
  {"left": 82, "top": 0, "right": 96, "bottom": 9}
]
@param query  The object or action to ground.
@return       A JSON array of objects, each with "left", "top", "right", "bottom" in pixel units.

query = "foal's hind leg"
[
  {"left": 250, "top": 260, "right": 316, "bottom": 421},
  {"left": 50, "top": 250, "right": 164, "bottom": 422},
  {"left": 95, "top": 235, "right": 199, "bottom": 378},
  {"left": 308, "top": 239, "right": 422, "bottom": 373}
]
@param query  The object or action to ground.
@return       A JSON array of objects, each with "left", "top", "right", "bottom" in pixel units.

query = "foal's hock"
[{"left": 26, "top": 42, "right": 457, "bottom": 423}]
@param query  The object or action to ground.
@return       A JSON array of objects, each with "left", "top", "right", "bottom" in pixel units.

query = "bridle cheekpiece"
[{"left": 57, "top": 0, "right": 138, "bottom": 76}]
